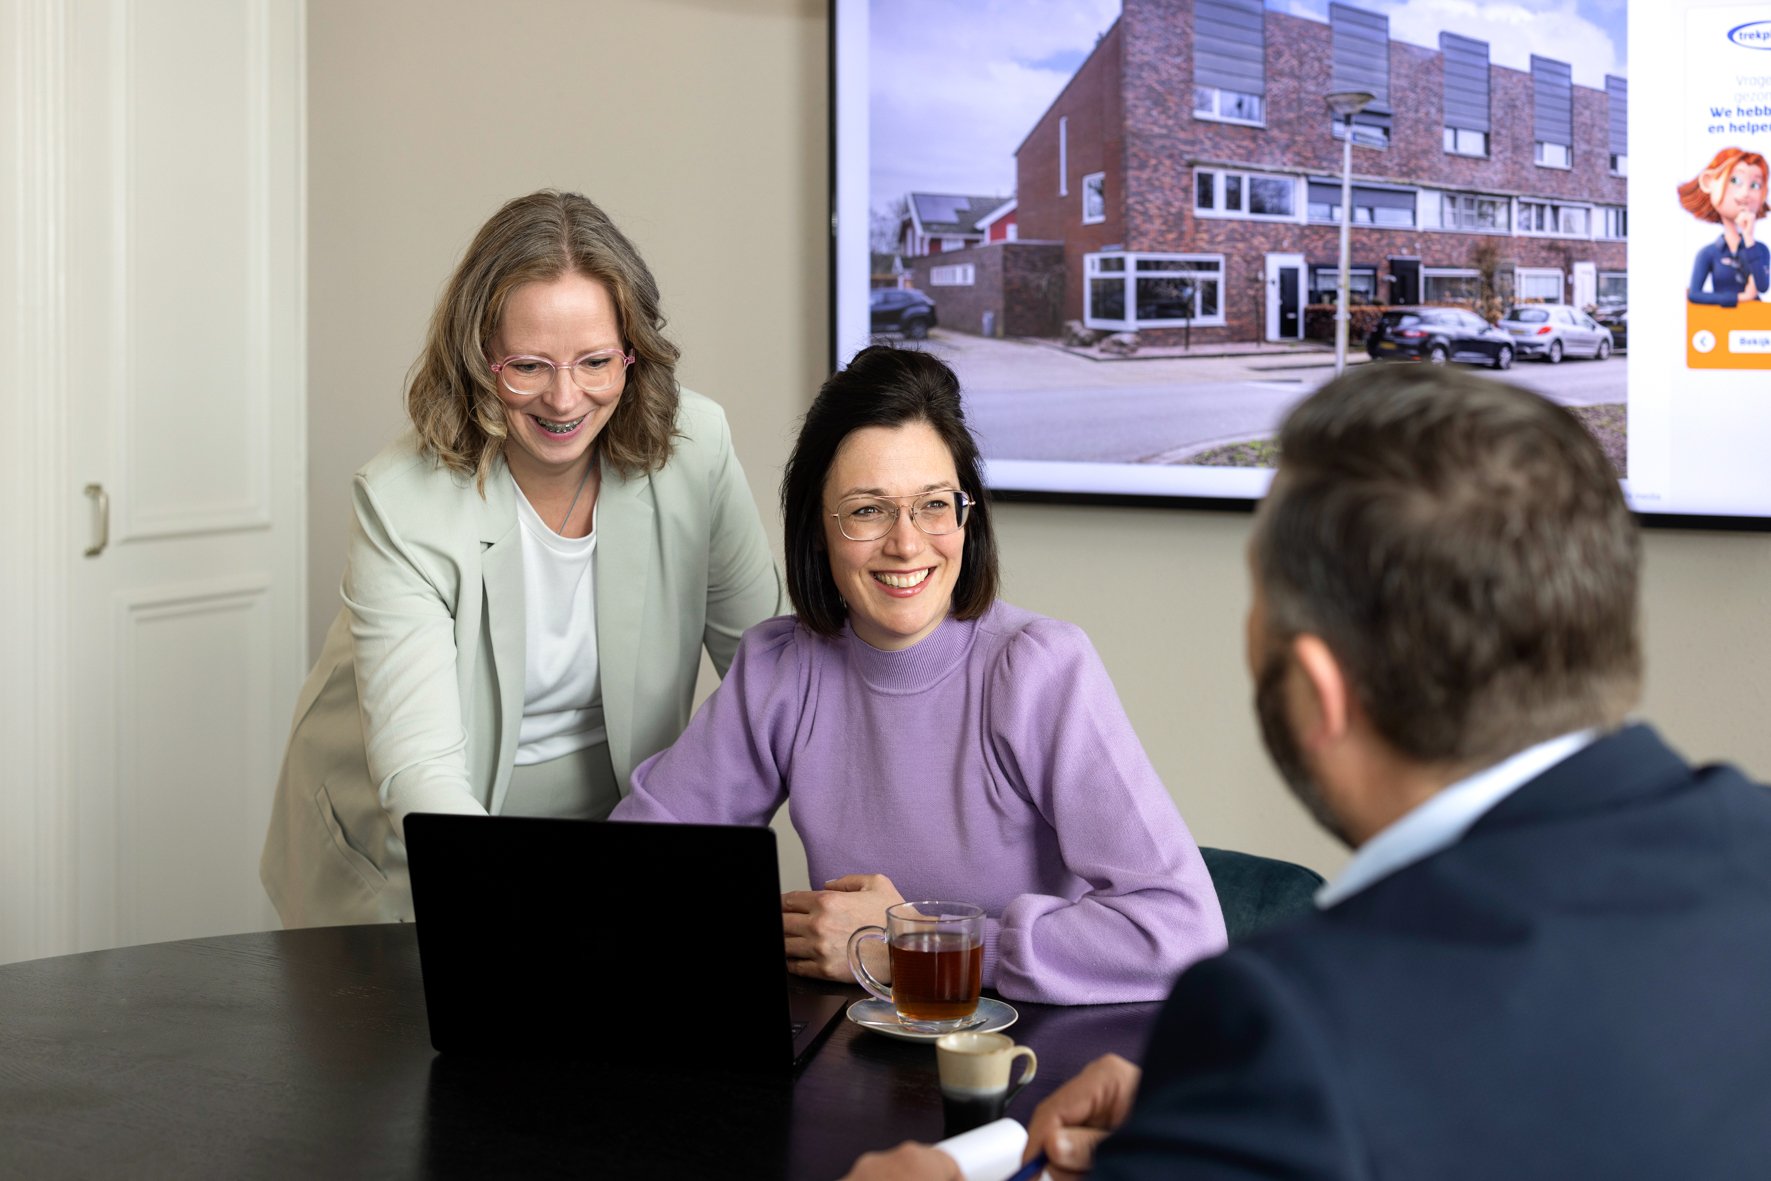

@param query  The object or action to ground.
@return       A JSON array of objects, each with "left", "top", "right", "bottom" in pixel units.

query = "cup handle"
[
  {"left": 1004, "top": 1046, "right": 1039, "bottom": 1103},
  {"left": 847, "top": 925, "right": 893, "bottom": 1004}
]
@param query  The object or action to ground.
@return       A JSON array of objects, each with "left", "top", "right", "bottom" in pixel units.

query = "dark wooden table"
[{"left": 0, "top": 924, "right": 1162, "bottom": 1179}]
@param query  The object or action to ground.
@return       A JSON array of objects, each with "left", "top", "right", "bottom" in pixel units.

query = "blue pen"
[{"left": 1003, "top": 1150, "right": 1048, "bottom": 1181}]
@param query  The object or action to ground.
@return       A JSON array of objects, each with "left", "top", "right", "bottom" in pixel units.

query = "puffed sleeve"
[
  {"left": 344, "top": 474, "right": 488, "bottom": 835},
  {"left": 693, "top": 400, "right": 788, "bottom": 677},
  {"left": 615, "top": 617, "right": 806, "bottom": 825},
  {"left": 986, "top": 620, "right": 1227, "bottom": 1004}
]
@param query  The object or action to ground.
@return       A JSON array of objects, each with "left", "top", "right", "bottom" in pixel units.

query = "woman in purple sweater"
[{"left": 612, "top": 346, "right": 1225, "bottom": 1004}]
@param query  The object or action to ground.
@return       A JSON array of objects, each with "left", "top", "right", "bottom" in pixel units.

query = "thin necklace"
[{"left": 559, "top": 459, "right": 595, "bottom": 535}]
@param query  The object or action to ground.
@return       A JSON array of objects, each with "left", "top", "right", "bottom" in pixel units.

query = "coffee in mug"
[
  {"left": 847, "top": 901, "right": 985, "bottom": 1033},
  {"left": 936, "top": 1031, "right": 1038, "bottom": 1136}
]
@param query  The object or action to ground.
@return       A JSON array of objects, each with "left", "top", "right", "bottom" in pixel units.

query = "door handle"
[{"left": 84, "top": 483, "right": 109, "bottom": 558}]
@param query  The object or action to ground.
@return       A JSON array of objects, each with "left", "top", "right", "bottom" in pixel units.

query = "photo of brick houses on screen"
[{"left": 868, "top": 0, "right": 1629, "bottom": 476}]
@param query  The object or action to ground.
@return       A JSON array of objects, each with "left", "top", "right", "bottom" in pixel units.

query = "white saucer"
[{"left": 846, "top": 997, "right": 1018, "bottom": 1042}]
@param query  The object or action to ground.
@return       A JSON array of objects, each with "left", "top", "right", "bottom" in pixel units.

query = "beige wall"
[{"left": 307, "top": 0, "right": 1771, "bottom": 887}]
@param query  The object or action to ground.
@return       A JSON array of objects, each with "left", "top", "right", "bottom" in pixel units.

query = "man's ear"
[{"left": 1289, "top": 633, "right": 1351, "bottom": 748}]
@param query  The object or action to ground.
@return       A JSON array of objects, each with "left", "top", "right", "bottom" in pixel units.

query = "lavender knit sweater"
[{"left": 614, "top": 602, "right": 1227, "bottom": 1004}]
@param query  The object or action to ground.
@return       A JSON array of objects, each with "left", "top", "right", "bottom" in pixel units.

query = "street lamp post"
[{"left": 1326, "top": 91, "right": 1374, "bottom": 377}]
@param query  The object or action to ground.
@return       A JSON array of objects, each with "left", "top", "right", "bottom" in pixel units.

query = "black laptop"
[{"left": 404, "top": 813, "right": 847, "bottom": 1068}]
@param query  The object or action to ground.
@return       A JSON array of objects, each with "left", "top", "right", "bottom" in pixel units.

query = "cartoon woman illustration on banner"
[{"left": 1680, "top": 147, "right": 1769, "bottom": 307}]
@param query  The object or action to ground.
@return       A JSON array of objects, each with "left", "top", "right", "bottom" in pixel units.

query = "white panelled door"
[{"left": 1, "top": 0, "right": 305, "bottom": 962}]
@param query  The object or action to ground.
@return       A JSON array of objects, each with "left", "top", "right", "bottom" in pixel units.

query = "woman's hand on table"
[{"left": 781, "top": 873, "right": 904, "bottom": 980}]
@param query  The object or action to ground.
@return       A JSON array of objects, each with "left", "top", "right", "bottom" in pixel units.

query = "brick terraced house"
[{"left": 971, "top": 0, "right": 1627, "bottom": 346}]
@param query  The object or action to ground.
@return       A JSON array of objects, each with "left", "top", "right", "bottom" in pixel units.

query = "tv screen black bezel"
[{"left": 826, "top": 0, "right": 1771, "bottom": 534}]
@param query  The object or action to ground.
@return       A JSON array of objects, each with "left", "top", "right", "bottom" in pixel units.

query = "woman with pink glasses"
[{"left": 261, "top": 190, "right": 784, "bottom": 927}]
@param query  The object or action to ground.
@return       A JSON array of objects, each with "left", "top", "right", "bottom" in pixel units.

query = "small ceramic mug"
[{"left": 935, "top": 1031, "right": 1039, "bottom": 1135}]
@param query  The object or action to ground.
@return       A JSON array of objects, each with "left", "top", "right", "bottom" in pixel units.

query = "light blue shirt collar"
[{"left": 1315, "top": 730, "right": 1596, "bottom": 909}]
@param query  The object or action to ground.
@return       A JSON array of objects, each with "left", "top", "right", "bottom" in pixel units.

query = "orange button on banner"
[{"left": 1686, "top": 300, "right": 1771, "bottom": 369}]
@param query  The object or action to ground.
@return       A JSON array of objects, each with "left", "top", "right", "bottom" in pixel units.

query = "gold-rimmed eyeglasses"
[
  {"left": 829, "top": 489, "right": 971, "bottom": 541},
  {"left": 491, "top": 348, "right": 634, "bottom": 397}
]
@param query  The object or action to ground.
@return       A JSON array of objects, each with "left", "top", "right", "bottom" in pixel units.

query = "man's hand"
[
  {"left": 1022, "top": 1052, "right": 1143, "bottom": 1181},
  {"left": 840, "top": 1141, "right": 962, "bottom": 1181},
  {"left": 782, "top": 873, "right": 904, "bottom": 980}
]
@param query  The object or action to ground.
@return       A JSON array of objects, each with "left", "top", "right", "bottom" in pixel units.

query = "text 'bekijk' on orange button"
[{"left": 1686, "top": 300, "right": 1771, "bottom": 369}]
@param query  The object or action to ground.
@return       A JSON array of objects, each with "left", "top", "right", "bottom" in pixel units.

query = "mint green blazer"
[{"left": 260, "top": 390, "right": 786, "bottom": 926}]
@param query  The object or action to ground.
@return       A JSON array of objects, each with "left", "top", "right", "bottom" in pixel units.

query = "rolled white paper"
[{"left": 934, "top": 1117, "right": 1028, "bottom": 1181}]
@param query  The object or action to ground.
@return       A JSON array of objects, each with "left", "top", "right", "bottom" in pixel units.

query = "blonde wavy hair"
[{"left": 406, "top": 190, "right": 682, "bottom": 489}]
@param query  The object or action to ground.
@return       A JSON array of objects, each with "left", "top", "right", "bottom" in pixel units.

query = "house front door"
[
  {"left": 1264, "top": 253, "right": 1306, "bottom": 342},
  {"left": 1573, "top": 261, "right": 1597, "bottom": 310},
  {"left": 1388, "top": 257, "right": 1421, "bottom": 304}
]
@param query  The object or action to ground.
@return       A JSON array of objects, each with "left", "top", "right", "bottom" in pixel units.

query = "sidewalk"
[
  {"left": 1024, "top": 336, "right": 1370, "bottom": 372},
  {"left": 913, "top": 328, "right": 1370, "bottom": 391}
]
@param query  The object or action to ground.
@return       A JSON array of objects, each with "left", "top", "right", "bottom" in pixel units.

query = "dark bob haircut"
[{"left": 781, "top": 345, "right": 1000, "bottom": 637}]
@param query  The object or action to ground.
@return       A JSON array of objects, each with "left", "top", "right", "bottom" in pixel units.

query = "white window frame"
[
  {"left": 929, "top": 264, "right": 975, "bottom": 287},
  {"left": 1306, "top": 183, "right": 1417, "bottom": 228},
  {"left": 1436, "top": 192, "right": 1511, "bottom": 233},
  {"left": 1514, "top": 267, "right": 1564, "bottom": 303},
  {"left": 1534, "top": 140, "right": 1572, "bottom": 169},
  {"left": 1058, "top": 116, "right": 1068, "bottom": 196},
  {"left": 1599, "top": 205, "right": 1627, "bottom": 240},
  {"left": 1596, "top": 271, "right": 1628, "bottom": 303},
  {"left": 1193, "top": 85, "right": 1265, "bottom": 126},
  {"left": 1443, "top": 126, "right": 1489, "bottom": 157},
  {"left": 1082, "top": 172, "right": 1106, "bottom": 224},
  {"left": 1610, "top": 152, "right": 1628, "bottom": 177},
  {"left": 1421, "top": 267, "right": 1481, "bottom": 304},
  {"left": 1084, "top": 252, "right": 1227, "bottom": 330},
  {"left": 1517, "top": 199, "right": 1593, "bottom": 239},
  {"left": 1193, "top": 168, "right": 1301, "bottom": 223},
  {"left": 1308, "top": 265, "right": 1378, "bottom": 304}
]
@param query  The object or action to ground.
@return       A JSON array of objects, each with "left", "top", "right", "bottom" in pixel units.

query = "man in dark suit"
[{"left": 844, "top": 364, "right": 1771, "bottom": 1180}]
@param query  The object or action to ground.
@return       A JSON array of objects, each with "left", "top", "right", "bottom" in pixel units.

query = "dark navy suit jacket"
[{"left": 1096, "top": 725, "right": 1771, "bottom": 1180}]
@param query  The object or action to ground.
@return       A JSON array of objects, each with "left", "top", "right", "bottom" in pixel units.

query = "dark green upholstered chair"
[{"left": 1199, "top": 847, "right": 1326, "bottom": 943}]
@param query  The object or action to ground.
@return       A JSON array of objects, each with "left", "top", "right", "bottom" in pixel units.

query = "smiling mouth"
[
  {"left": 532, "top": 413, "right": 587, "bottom": 436},
  {"left": 873, "top": 569, "right": 931, "bottom": 589}
]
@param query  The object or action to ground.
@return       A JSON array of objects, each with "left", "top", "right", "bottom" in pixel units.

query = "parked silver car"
[{"left": 1498, "top": 303, "right": 1614, "bottom": 363}]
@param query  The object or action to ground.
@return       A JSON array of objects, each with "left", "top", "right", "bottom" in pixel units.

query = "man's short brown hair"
[{"left": 1252, "top": 363, "right": 1641, "bottom": 769}]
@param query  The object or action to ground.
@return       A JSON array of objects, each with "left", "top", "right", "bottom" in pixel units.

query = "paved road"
[
  {"left": 918, "top": 331, "right": 1627, "bottom": 464},
  {"left": 967, "top": 379, "right": 1308, "bottom": 462}
]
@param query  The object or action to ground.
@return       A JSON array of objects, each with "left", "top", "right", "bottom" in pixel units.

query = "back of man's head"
[{"left": 1252, "top": 364, "right": 1641, "bottom": 771}]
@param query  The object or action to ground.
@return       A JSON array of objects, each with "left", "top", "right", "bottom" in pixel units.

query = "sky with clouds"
[{"left": 866, "top": 0, "right": 1629, "bottom": 213}]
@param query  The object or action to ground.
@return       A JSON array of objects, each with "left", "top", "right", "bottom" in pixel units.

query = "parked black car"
[
  {"left": 1365, "top": 306, "right": 1514, "bottom": 370},
  {"left": 1593, "top": 304, "right": 1627, "bottom": 352},
  {"left": 869, "top": 288, "right": 937, "bottom": 339}
]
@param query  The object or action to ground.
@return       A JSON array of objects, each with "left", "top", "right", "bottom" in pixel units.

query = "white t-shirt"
[{"left": 511, "top": 476, "right": 607, "bottom": 765}]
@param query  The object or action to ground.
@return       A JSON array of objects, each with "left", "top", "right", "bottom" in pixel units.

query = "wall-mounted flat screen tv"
[{"left": 832, "top": 0, "right": 1771, "bottom": 529}]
